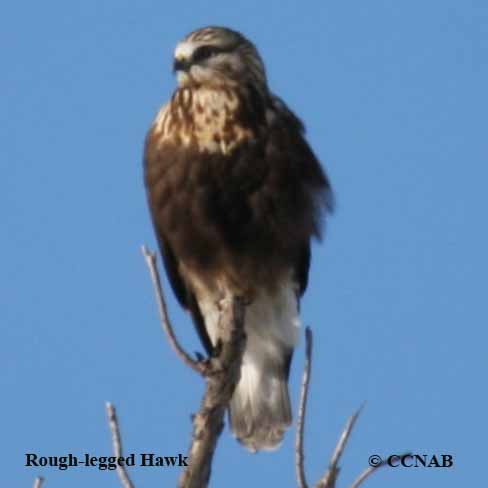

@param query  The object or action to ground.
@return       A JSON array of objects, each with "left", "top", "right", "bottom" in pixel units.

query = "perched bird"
[{"left": 144, "top": 26, "right": 333, "bottom": 452}]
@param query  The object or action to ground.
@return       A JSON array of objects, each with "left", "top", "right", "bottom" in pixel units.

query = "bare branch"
[
  {"left": 294, "top": 327, "right": 365, "bottom": 488},
  {"left": 33, "top": 477, "right": 44, "bottom": 488},
  {"left": 106, "top": 402, "right": 135, "bottom": 488},
  {"left": 349, "top": 452, "right": 412, "bottom": 488},
  {"left": 349, "top": 465, "right": 381, "bottom": 488},
  {"left": 178, "top": 296, "right": 246, "bottom": 488},
  {"left": 295, "top": 326, "right": 313, "bottom": 488},
  {"left": 142, "top": 247, "right": 247, "bottom": 486},
  {"left": 141, "top": 245, "right": 205, "bottom": 375},
  {"left": 315, "top": 406, "right": 363, "bottom": 488},
  {"left": 141, "top": 247, "right": 404, "bottom": 487}
]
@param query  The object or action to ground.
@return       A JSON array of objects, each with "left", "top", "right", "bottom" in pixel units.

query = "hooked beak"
[{"left": 173, "top": 57, "right": 191, "bottom": 73}]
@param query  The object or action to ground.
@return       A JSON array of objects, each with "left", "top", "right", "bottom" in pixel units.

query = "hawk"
[{"left": 144, "top": 26, "right": 333, "bottom": 452}]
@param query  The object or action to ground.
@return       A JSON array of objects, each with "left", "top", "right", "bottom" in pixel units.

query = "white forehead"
[{"left": 174, "top": 41, "right": 197, "bottom": 60}]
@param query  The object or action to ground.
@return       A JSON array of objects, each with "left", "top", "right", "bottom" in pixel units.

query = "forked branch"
[
  {"left": 295, "top": 328, "right": 363, "bottom": 488},
  {"left": 33, "top": 248, "right": 402, "bottom": 488},
  {"left": 294, "top": 329, "right": 405, "bottom": 488},
  {"left": 141, "top": 245, "right": 247, "bottom": 488},
  {"left": 103, "top": 246, "right": 403, "bottom": 488}
]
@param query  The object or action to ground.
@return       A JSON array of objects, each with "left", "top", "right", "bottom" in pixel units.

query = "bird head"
[{"left": 172, "top": 26, "right": 267, "bottom": 91}]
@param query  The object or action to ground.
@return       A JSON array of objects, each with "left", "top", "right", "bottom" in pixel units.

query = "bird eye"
[{"left": 192, "top": 45, "right": 221, "bottom": 63}]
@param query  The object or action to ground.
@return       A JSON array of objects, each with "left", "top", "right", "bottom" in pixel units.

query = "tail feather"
[
  {"left": 192, "top": 272, "right": 300, "bottom": 452},
  {"left": 228, "top": 337, "right": 293, "bottom": 451}
]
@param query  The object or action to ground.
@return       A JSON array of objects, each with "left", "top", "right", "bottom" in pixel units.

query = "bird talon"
[{"left": 194, "top": 351, "right": 206, "bottom": 362}]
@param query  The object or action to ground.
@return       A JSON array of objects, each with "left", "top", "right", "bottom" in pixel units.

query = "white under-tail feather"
[{"left": 194, "top": 273, "right": 300, "bottom": 451}]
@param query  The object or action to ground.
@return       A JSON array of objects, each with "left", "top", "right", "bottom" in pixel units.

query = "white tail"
[{"left": 195, "top": 273, "right": 300, "bottom": 451}]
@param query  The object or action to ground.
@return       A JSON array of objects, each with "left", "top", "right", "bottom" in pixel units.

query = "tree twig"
[
  {"left": 178, "top": 296, "right": 246, "bottom": 488},
  {"left": 141, "top": 245, "right": 205, "bottom": 375},
  {"left": 294, "top": 327, "right": 365, "bottom": 488},
  {"left": 315, "top": 406, "right": 363, "bottom": 488},
  {"left": 33, "top": 477, "right": 44, "bottom": 488},
  {"left": 106, "top": 402, "right": 135, "bottom": 488},
  {"left": 295, "top": 327, "right": 313, "bottom": 488},
  {"left": 348, "top": 451, "right": 412, "bottom": 488},
  {"left": 292, "top": 326, "right": 374, "bottom": 488},
  {"left": 349, "top": 464, "right": 381, "bottom": 488}
]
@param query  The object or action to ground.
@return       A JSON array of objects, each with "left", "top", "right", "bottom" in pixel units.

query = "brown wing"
[
  {"left": 159, "top": 236, "right": 213, "bottom": 354},
  {"left": 144, "top": 127, "right": 213, "bottom": 355},
  {"left": 268, "top": 95, "right": 334, "bottom": 297}
]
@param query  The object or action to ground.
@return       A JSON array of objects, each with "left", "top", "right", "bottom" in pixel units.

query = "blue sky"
[{"left": 2, "top": 1, "right": 487, "bottom": 486}]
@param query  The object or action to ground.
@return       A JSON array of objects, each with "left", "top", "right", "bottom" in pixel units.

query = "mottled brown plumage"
[{"left": 144, "top": 26, "right": 332, "bottom": 451}]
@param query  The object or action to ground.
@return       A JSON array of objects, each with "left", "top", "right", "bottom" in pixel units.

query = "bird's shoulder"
[{"left": 265, "top": 95, "right": 305, "bottom": 133}]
